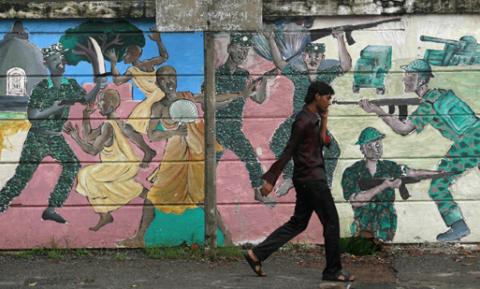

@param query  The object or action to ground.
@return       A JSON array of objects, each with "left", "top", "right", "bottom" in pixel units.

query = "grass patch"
[
  {"left": 144, "top": 245, "right": 243, "bottom": 260},
  {"left": 47, "top": 249, "right": 67, "bottom": 260},
  {"left": 115, "top": 252, "right": 127, "bottom": 262},
  {"left": 214, "top": 246, "right": 243, "bottom": 258},
  {"left": 144, "top": 246, "right": 196, "bottom": 259},
  {"left": 340, "top": 237, "right": 382, "bottom": 256}
]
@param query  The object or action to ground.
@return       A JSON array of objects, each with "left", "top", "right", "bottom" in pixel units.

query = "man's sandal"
[
  {"left": 244, "top": 252, "right": 267, "bottom": 277},
  {"left": 322, "top": 270, "right": 355, "bottom": 282}
]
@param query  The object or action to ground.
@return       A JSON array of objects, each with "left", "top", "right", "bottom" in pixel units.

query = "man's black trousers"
[{"left": 252, "top": 179, "right": 342, "bottom": 276}]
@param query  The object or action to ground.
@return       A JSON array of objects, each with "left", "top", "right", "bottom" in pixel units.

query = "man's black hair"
[{"left": 304, "top": 81, "right": 335, "bottom": 104}]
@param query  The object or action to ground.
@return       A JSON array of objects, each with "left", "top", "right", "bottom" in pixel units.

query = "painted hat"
[
  {"left": 230, "top": 32, "right": 253, "bottom": 47},
  {"left": 355, "top": 127, "right": 385, "bottom": 145},
  {"left": 305, "top": 42, "right": 325, "bottom": 53},
  {"left": 400, "top": 59, "right": 434, "bottom": 77},
  {"left": 41, "top": 43, "right": 68, "bottom": 60}
]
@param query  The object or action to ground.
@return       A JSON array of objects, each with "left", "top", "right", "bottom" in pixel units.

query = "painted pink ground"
[{"left": 0, "top": 50, "right": 326, "bottom": 248}]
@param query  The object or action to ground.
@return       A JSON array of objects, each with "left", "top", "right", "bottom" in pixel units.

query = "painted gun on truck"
[
  {"left": 421, "top": 35, "right": 480, "bottom": 66},
  {"left": 333, "top": 97, "right": 421, "bottom": 121},
  {"left": 358, "top": 171, "right": 460, "bottom": 200}
]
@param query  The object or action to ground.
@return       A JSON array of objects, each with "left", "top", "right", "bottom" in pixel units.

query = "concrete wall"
[{"left": 0, "top": 14, "right": 478, "bottom": 248}]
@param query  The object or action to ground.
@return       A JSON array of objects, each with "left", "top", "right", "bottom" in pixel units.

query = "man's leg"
[
  {"left": 308, "top": 180, "right": 342, "bottom": 277},
  {"left": 47, "top": 137, "right": 81, "bottom": 223},
  {"left": 117, "top": 190, "right": 155, "bottom": 248},
  {"left": 0, "top": 133, "right": 42, "bottom": 212},
  {"left": 431, "top": 141, "right": 478, "bottom": 241},
  {"left": 270, "top": 117, "right": 295, "bottom": 197},
  {"left": 270, "top": 117, "right": 294, "bottom": 180},
  {"left": 217, "top": 121, "right": 274, "bottom": 206},
  {"left": 251, "top": 183, "right": 312, "bottom": 261},
  {"left": 224, "top": 126, "right": 264, "bottom": 188}
]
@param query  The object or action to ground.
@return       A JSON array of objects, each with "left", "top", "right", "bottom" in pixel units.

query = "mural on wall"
[{"left": 0, "top": 16, "right": 478, "bottom": 249}]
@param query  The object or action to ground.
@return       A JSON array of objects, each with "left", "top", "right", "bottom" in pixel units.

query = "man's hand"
[
  {"left": 331, "top": 29, "right": 345, "bottom": 40},
  {"left": 173, "top": 123, "right": 188, "bottom": 137},
  {"left": 261, "top": 28, "right": 275, "bottom": 41},
  {"left": 382, "top": 178, "right": 402, "bottom": 189},
  {"left": 148, "top": 27, "right": 162, "bottom": 42},
  {"left": 96, "top": 77, "right": 108, "bottom": 90},
  {"left": 240, "top": 78, "right": 257, "bottom": 99},
  {"left": 50, "top": 100, "right": 67, "bottom": 113},
  {"left": 83, "top": 103, "right": 96, "bottom": 116},
  {"left": 260, "top": 181, "right": 274, "bottom": 196},
  {"left": 63, "top": 121, "right": 80, "bottom": 139},
  {"left": 359, "top": 99, "right": 382, "bottom": 114},
  {"left": 105, "top": 49, "right": 118, "bottom": 64},
  {"left": 320, "top": 106, "right": 329, "bottom": 119}
]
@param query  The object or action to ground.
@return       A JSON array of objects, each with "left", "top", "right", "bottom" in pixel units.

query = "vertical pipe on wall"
[{"left": 204, "top": 30, "right": 217, "bottom": 255}]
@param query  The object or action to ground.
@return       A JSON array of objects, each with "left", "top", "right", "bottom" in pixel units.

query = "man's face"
[
  {"left": 45, "top": 53, "right": 65, "bottom": 76},
  {"left": 403, "top": 72, "right": 420, "bottom": 93},
  {"left": 228, "top": 43, "right": 250, "bottom": 65},
  {"left": 97, "top": 94, "right": 111, "bottom": 116},
  {"left": 124, "top": 45, "right": 142, "bottom": 64},
  {"left": 361, "top": 139, "right": 383, "bottom": 161},
  {"left": 315, "top": 93, "right": 332, "bottom": 113},
  {"left": 156, "top": 73, "right": 177, "bottom": 94},
  {"left": 303, "top": 51, "right": 324, "bottom": 68}
]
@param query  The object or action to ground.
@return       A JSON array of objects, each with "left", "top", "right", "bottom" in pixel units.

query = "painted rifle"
[
  {"left": 310, "top": 17, "right": 402, "bottom": 46},
  {"left": 357, "top": 171, "right": 461, "bottom": 200},
  {"left": 333, "top": 98, "right": 421, "bottom": 121},
  {"left": 251, "top": 17, "right": 403, "bottom": 85}
]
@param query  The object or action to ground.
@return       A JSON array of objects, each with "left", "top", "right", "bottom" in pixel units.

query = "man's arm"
[
  {"left": 65, "top": 121, "right": 112, "bottom": 156},
  {"left": 106, "top": 49, "right": 133, "bottom": 85},
  {"left": 263, "top": 116, "right": 306, "bottom": 188},
  {"left": 348, "top": 179, "right": 401, "bottom": 208},
  {"left": 147, "top": 102, "right": 187, "bottom": 142},
  {"left": 122, "top": 123, "right": 156, "bottom": 168},
  {"left": 359, "top": 100, "right": 416, "bottom": 135},
  {"left": 263, "top": 30, "right": 287, "bottom": 71},
  {"left": 319, "top": 110, "right": 330, "bottom": 145},
  {"left": 138, "top": 29, "right": 169, "bottom": 70},
  {"left": 332, "top": 30, "right": 352, "bottom": 72},
  {"left": 28, "top": 101, "right": 65, "bottom": 120},
  {"left": 406, "top": 168, "right": 444, "bottom": 178},
  {"left": 82, "top": 105, "right": 101, "bottom": 142}
]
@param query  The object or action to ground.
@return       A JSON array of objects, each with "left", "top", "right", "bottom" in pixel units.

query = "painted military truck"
[
  {"left": 421, "top": 35, "right": 480, "bottom": 66},
  {"left": 353, "top": 45, "right": 392, "bottom": 94}
]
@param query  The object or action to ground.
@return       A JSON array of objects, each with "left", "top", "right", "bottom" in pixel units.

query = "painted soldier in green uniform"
[
  {"left": 215, "top": 32, "right": 274, "bottom": 205},
  {"left": 263, "top": 29, "right": 352, "bottom": 196},
  {"left": 0, "top": 43, "right": 104, "bottom": 223},
  {"left": 342, "top": 127, "right": 440, "bottom": 241},
  {"left": 360, "top": 59, "right": 479, "bottom": 241}
]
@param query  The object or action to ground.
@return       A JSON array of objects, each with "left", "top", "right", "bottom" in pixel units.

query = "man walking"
[
  {"left": 262, "top": 29, "right": 351, "bottom": 196},
  {"left": 244, "top": 81, "right": 354, "bottom": 282}
]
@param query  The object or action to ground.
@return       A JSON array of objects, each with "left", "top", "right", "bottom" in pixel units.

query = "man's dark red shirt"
[{"left": 263, "top": 106, "right": 331, "bottom": 185}]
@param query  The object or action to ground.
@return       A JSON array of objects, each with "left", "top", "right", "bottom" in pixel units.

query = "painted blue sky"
[{"left": 0, "top": 20, "right": 204, "bottom": 99}]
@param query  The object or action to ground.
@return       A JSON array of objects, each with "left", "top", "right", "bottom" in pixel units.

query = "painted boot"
[{"left": 436, "top": 219, "right": 470, "bottom": 242}]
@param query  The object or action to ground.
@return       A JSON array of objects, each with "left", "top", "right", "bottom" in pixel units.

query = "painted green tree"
[{"left": 59, "top": 20, "right": 145, "bottom": 74}]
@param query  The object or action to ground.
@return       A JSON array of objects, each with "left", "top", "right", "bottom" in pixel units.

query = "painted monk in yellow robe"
[
  {"left": 117, "top": 65, "right": 259, "bottom": 247},
  {"left": 64, "top": 89, "right": 154, "bottom": 231},
  {"left": 106, "top": 27, "right": 168, "bottom": 134}
]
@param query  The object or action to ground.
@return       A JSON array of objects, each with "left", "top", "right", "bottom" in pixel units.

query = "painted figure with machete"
[{"left": 0, "top": 41, "right": 106, "bottom": 223}]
